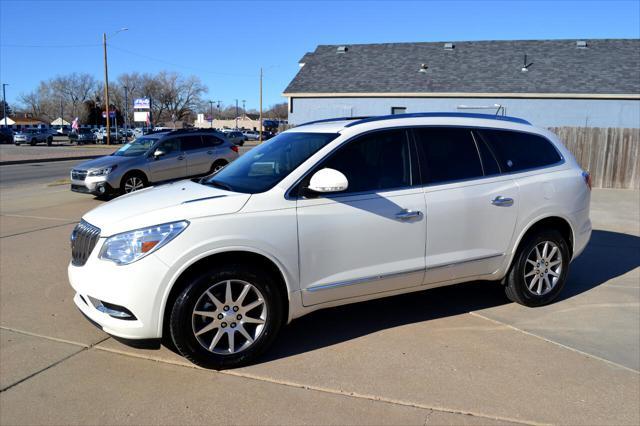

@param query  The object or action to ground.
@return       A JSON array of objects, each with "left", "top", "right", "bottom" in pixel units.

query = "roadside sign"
[
  {"left": 134, "top": 98, "right": 150, "bottom": 109},
  {"left": 102, "top": 111, "right": 116, "bottom": 118}
]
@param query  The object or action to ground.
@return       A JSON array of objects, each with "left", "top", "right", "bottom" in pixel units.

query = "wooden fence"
[{"left": 549, "top": 127, "right": 640, "bottom": 189}]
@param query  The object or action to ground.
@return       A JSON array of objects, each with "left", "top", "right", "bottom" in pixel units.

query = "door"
[
  {"left": 181, "top": 135, "right": 210, "bottom": 176},
  {"left": 412, "top": 127, "right": 519, "bottom": 284},
  {"left": 297, "top": 129, "right": 426, "bottom": 306},
  {"left": 147, "top": 137, "right": 186, "bottom": 182}
]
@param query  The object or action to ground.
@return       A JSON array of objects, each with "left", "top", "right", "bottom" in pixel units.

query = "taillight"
[
  {"left": 582, "top": 171, "right": 592, "bottom": 191},
  {"left": 230, "top": 145, "right": 238, "bottom": 153}
]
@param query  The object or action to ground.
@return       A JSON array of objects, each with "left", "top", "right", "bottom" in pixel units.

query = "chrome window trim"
[{"left": 286, "top": 124, "right": 565, "bottom": 200}]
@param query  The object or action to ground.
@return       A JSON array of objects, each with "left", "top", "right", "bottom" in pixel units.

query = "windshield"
[
  {"left": 204, "top": 132, "right": 338, "bottom": 194},
  {"left": 112, "top": 137, "right": 158, "bottom": 157}
]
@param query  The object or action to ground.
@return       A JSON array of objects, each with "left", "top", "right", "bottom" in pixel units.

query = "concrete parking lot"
[{"left": 0, "top": 166, "right": 638, "bottom": 425}]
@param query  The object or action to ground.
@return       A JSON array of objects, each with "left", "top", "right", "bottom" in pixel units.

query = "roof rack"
[
  {"left": 344, "top": 112, "right": 531, "bottom": 127},
  {"left": 297, "top": 116, "right": 370, "bottom": 127}
]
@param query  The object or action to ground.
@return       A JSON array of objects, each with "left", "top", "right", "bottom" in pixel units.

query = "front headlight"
[
  {"left": 88, "top": 165, "right": 117, "bottom": 176},
  {"left": 99, "top": 221, "right": 189, "bottom": 265}
]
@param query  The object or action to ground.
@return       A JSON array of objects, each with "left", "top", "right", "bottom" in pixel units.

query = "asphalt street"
[
  {"left": 0, "top": 160, "right": 76, "bottom": 189},
  {"left": 0, "top": 145, "right": 253, "bottom": 189}
]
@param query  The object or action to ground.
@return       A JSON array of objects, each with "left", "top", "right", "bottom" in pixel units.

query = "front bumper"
[
  {"left": 70, "top": 175, "right": 116, "bottom": 195},
  {"left": 68, "top": 246, "right": 170, "bottom": 339}
]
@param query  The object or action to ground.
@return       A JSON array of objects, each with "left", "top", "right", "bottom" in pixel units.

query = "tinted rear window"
[
  {"left": 413, "top": 127, "right": 483, "bottom": 184},
  {"left": 477, "top": 129, "right": 561, "bottom": 172}
]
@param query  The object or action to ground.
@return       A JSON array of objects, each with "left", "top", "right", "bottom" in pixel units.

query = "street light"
[
  {"left": 2, "top": 83, "right": 8, "bottom": 128},
  {"left": 242, "top": 99, "right": 246, "bottom": 118},
  {"left": 235, "top": 99, "right": 238, "bottom": 129},
  {"left": 103, "top": 27, "right": 128, "bottom": 145}
]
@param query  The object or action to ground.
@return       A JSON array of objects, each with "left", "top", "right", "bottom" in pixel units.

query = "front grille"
[
  {"left": 71, "top": 220, "right": 101, "bottom": 266},
  {"left": 71, "top": 169, "right": 87, "bottom": 180}
]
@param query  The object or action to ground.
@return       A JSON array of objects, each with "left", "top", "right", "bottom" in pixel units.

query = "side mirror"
[
  {"left": 153, "top": 149, "right": 166, "bottom": 158},
  {"left": 307, "top": 168, "right": 348, "bottom": 194}
]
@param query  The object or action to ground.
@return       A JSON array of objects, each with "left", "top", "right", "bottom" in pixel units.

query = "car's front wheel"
[
  {"left": 504, "top": 229, "right": 570, "bottom": 307},
  {"left": 120, "top": 172, "right": 147, "bottom": 194},
  {"left": 169, "top": 264, "right": 284, "bottom": 369}
]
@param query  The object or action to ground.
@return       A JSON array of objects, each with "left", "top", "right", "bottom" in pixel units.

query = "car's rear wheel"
[
  {"left": 30, "top": 139, "right": 36, "bottom": 146},
  {"left": 120, "top": 172, "right": 147, "bottom": 194},
  {"left": 504, "top": 229, "right": 570, "bottom": 307},
  {"left": 47, "top": 136, "right": 53, "bottom": 146},
  {"left": 169, "top": 264, "right": 284, "bottom": 369},
  {"left": 210, "top": 160, "right": 228, "bottom": 174}
]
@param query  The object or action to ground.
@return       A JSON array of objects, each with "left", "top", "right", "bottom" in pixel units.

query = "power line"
[{"left": 0, "top": 43, "right": 101, "bottom": 48}]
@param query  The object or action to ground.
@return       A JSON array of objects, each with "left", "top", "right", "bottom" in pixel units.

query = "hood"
[
  {"left": 74, "top": 154, "right": 132, "bottom": 170},
  {"left": 83, "top": 179, "right": 251, "bottom": 236}
]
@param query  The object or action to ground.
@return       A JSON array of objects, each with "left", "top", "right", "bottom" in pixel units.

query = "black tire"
[
  {"left": 30, "top": 139, "right": 36, "bottom": 146},
  {"left": 210, "top": 160, "right": 228, "bottom": 174},
  {"left": 169, "top": 263, "right": 284, "bottom": 369},
  {"left": 120, "top": 172, "right": 148, "bottom": 194},
  {"left": 504, "top": 229, "right": 570, "bottom": 307},
  {"left": 47, "top": 137, "right": 53, "bottom": 146}
]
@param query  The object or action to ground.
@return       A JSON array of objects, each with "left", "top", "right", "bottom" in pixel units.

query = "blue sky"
[{"left": 1, "top": 0, "right": 639, "bottom": 110}]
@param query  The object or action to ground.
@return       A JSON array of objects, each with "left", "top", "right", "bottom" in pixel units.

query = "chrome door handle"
[
  {"left": 492, "top": 196, "right": 514, "bottom": 207},
  {"left": 207, "top": 150, "right": 214, "bottom": 154},
  {"left": 177, "top": 156, "right": 185, "bottom": 160},
  {"left": 395, "top": 210, "right": 423, "bottom": 220}
]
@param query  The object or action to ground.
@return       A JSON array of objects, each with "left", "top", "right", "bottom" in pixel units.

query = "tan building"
[{"left": 194, "top": 114, "right": 261, "bottom": 131}]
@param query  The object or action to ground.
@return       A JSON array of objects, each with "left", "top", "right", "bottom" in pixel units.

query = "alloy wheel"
[
  {"left": 191, "top": 280, "right": 267, "bottom": 355},
  {"left": 523, "top": 241, "right": 563, "bottom": 296},
  {"left": 124, "top": 176, "right": 144, "bottom": 193}
]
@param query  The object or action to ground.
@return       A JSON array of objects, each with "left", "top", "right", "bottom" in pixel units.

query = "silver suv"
[{"left": 70, "top": 129, "right": 239, "bottom": 197}]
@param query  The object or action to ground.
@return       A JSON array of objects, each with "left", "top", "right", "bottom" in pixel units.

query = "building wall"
[{"left": 288, "top": 97, "right": 640, "bottom": 128}]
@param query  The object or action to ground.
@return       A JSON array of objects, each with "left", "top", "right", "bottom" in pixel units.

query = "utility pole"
[
  {"left": 242, "top": 99, "right": 246, "bottom": 117},
  {"left": 123, "top": 86, "right": 129, "bottom": 141},
  {"left": 235, "top": 99, "right": 238, "bottom": 129},
  {"left": 103, "top": 32, "right": 111, "bottom": 145},
  {"left": 60, "top": 98, "right": 63, "bottom": 129},
  {"left": 101, "top": 28, "right": 127, "bottom": 145},
  {"left": 2, "top": 83, "right": 8, "bottom": 128},
  {"left": 259, "top": 67, "right": 263, "bottom": 143},
  {"left": 209, "top": 100, "right": 214, "bottom": 128}
]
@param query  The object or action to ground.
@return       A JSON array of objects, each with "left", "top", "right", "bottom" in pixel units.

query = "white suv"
[{"left": 68, "top": 113, "right": 592, "bottom": 369}]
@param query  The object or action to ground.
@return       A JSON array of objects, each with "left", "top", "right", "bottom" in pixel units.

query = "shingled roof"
[{"left": 284, "top": 39, "right": 640, "bottom": 96}]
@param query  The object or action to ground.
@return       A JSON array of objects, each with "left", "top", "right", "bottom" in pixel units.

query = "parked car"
[
  {"left": 0, "top": 127, "right": 14, "bottom": 144},
  {"left": 222, "top": 130, "right": 245, "bottom": 146},
  {"left": 69, "top": 128, "right": 98, "bottom": 145},
  {"left": 68, "top": 112, "right": 592, "bottom": 369},
  {"left": 14, "top": 128, "right": 52, "bottom": 146},
  {"left": 70, "top": 128, "right": 238, "bottom": 197},
  {"left": 55, "top": 126, "right": 71, "bottom": 136},
  {"left": 242, "top": 130, "right": 260, "bottom": 141},
  {"left": 96, "top": 128, "right": 124, "bottom": 144}
]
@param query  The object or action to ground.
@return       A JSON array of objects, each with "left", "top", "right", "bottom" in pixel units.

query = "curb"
[{"left": 0, "top": 155, "right": 103, "bottom": 166}]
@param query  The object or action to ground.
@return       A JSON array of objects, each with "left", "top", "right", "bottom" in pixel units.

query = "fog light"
[
  {"left": 97, "top": 184, "right": 106, "bottom": 194},
  {"left": 87, "top": 296, "right": 136, "bottom": 320}
]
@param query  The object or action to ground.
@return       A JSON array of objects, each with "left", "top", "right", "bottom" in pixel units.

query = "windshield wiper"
[{"left": 205, "top": 180, "right": 234, "bottom": 192}]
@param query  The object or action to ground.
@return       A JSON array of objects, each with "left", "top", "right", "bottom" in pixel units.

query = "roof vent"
[
  {"left": 337, "top": 46, "right": 348, "bottom": 53},
  {"left": 521, "top": 54, "right": 533, "bottom": 72},
  {"left": 444, "top": 42, "right": 455, "bottom": 50},
  {"left": 419, "top": 63, "right": 429, "bottom": 73},
  {"left": 576, "top": 40, "right": 588, "bottom": 49}
]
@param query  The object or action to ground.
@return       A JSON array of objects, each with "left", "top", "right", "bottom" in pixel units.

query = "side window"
[
  {"left": 202, "top": 135, "right": 223, "bottom": 147},
  {"left": 157, "top": 138, "right": 181, "bottom": 154},
  {"left": 477, "top": 129, "right": 562, "bottom": 172},
  {"left": 181, "top": 135, "right": 203, "bottom": 151},
  {"left": 319, "top": 129, "right": 412, "bottom": 194},
  {"left": 413, "top": 127, "right": 483, "bottom": 184}
]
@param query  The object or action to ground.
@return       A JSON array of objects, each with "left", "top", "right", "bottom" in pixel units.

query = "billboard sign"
[
  {"left": 134, "top": 111, "right": 150, "bottom": 123},
  {"left": 133, "top": 98, "right": 150, "bottom": 109}
]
